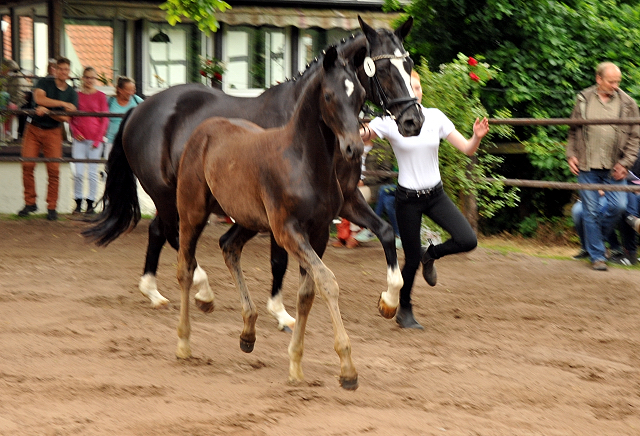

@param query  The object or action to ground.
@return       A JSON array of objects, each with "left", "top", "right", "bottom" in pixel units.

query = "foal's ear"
[
  {"left": 323, "top": 46, "right": 339, "bottom": 71},
  {"left": 358, "top": 15, "right": 377, "bottom": 42},
  {"left": 394, "top": 16, "right": 413, "bottom": 41},
  {"left": 352, "top": 46, "right": 368, "bottom": 70}
]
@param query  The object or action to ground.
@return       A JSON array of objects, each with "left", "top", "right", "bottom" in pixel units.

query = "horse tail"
[{"left": 82, "top": 109, "right": 141, "bottom": 246}]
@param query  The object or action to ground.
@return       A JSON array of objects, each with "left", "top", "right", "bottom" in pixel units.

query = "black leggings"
[{"left": 395, "top": 186, "right": 477, "bottom": 308}]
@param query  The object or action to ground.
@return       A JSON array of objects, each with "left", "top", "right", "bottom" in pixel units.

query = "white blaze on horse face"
[
  {"left": 390, "top": 48, "right": 415, "bottom": 99},
  {"left": 345, "top": 78, "right": 354, "bottom": 97}
]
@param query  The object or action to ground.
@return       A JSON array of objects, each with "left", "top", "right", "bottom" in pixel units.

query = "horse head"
[
  {"left": 358, "top": 16, "right": 424, "bottom": 137},
  {"left": 320, "top": 46, "right": 366, "bottom": 163}
]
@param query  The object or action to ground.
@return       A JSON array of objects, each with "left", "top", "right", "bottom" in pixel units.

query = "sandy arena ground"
[{"left": 0, "top": 217, "right": 639, "bottom": 435}]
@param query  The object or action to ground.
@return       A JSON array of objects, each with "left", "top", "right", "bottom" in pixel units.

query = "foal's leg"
[
  {"left": 267, "top": 238, "right": 295, "bottom": 332},
  {"left": 220, "top": 226, "right": 295, "bottom": 332},
  {"left": 175, "top": 216, "right": 209, "bottom": 359},
  {"left": 278, "top": 226, "right": 358, "bottom": 390},
  {"left": 340, "top": 191, "right": 402, "bottom": 318},
  {"left": 287, "top": 266, "right": 315, "bottom": 384},
  {"left": 166, "top": 219, "right": 215, "bottom": 314},
  {"left": 138, "top": 215, "right": 171, "bottom": 308},
  {"left": 219, "top": 224, "right": 259, "bottom": 352}
]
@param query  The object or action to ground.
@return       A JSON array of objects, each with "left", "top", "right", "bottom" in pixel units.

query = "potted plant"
[{"left": 199, "top": 56, "right": 226, "bottom": 89}]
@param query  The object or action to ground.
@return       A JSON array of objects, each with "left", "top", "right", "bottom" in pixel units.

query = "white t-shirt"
[{"left": 369, "top": 106, "right": 455, "bottom": 190}]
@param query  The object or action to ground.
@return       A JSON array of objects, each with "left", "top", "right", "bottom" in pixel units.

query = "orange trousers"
[{"left": 21, "top": 123, "right": 63, "bottom": 210}]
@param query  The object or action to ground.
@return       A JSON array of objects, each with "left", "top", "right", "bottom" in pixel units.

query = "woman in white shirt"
[{"left": 362, "top": 70, "right": 489, "bottom": 329}]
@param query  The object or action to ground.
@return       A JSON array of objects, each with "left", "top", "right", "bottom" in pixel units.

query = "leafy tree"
[
  {"left": 406, "top": 0, "right": 640, "bottom": 121},
  {"left": 160, "top": 0, "right": 231, "bottom": 33},
  {"left": 417, "top": 54, "right": 519, "bottom": 219},
  {"left": 403, "top": 0, "right": 640, "bottom": 233}
]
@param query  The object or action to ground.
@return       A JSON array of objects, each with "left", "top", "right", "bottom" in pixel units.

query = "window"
[
  {"left": 148, "top": 23, "right": 189, "bottom": 89},
  {"left": 298, "top": 28, "right": 352, "bottom": 74},
  {"left": 225, "top": 25, "right": 287, "bottom": 92},
  {"left": 33, "top": 21, "right": 48, "bottom": 76}
]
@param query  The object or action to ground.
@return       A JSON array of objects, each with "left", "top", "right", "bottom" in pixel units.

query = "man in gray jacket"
[{"left": 566, "top": 62, "right": 640, "bottom": 271}]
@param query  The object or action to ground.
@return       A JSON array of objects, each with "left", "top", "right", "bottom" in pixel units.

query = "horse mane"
[{"left": 282, "top": 33, "right": 365, "bottom": 85}]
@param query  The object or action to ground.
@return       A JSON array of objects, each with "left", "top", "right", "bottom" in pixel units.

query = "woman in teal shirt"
[{"left": 103, "top": 76, "right": 142, "bottom": 158}]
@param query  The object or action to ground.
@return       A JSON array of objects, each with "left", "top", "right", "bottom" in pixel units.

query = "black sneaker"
[
  {"left": 46, "top": 209, "right": 58, "bottom": 221},
  {"left": 609, "top": 251, "right": 633, "bottom": 266},
  {"left": 572, "top": 249, "right": 589, "bottom": 260},
  {"left": 395, "top": 305, "right": 424, "bottom": 330},
  {"left": 17, "top": 204, "right": 37, "bottom": 217},
  {"left": 420, "top": 245, "right": 437, "bottom": 286},
  {"left": 626, "top": 215, "right": 640, "bottom": 234}
]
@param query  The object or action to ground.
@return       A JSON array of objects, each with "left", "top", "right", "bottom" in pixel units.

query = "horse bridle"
[{"left": 365, "top": 51, "right": 419, "bottom": 120}]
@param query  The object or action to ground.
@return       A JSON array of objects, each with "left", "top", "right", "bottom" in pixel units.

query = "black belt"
[
  {"left": 28, "top": 120, "right": 59, "bottom": 130},
  {"left": 396, "top": 182, "right": 443, "bottom": 198}
]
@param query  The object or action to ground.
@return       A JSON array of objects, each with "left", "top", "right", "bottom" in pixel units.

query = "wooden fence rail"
[{"left": 2, "top": 110, "right": 640, "bottom": 191}]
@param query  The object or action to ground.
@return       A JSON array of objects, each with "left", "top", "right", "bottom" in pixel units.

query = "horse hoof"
[
  {"left": 239, "top": 338, "right": 255, "bottom": 353},
  {"left": 377, "top": 296, "right": 397, "bottom": 319},
  {"left": 339, "top": 375, "right": 359, "bottom": 391},
  {"left": 287, "top": 377, "right": 304, "bottom": 387},
  {"left": 176, "top": 343, "right": 191, "bottom": 359},
  {"left": 282, "top": 325, "right": 293, "bottom": 334},
  {"left": 195, "top": 298, "right": 215, "bottom": 313},
  {"left": 151, "top": 298, "right": 170, "bottom": 309}
]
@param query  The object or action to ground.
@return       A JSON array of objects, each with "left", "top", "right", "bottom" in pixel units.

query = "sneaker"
[
  {"left": 609, "top": 251, "right": 636, "bottom": 266},
  {"left": 46, "top": 209, "right": 58, "bottom": 221},
  {"left": 395, "top": 236, "right": 403, "bottom": 249},
  {"left": 354, "top": 229, "right": 376, "bottom": 243},
  {"left": 395, "top": 305, "right": 424, "bottom": 330},
  {"left": 626, "top": 215, "right": 640, "bottom": 234},
  {"left": 572, "top": 249, "right": 589, "bottom": 260},
  {"left": 420, "top": 245, "right": 437, "bottom": 286},
  {"left": 72, "top": 199, "right": 82, "bottom": 215},
  {"left": 17, "top": 204, "right": 37, "bottom": 217},
  {"left": 591, "top": 260, "right": 607, "bottom": 271}
]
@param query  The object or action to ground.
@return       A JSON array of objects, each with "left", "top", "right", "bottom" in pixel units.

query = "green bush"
[{"left": 415, "top": 54, "right": 520, "bottom": 220}]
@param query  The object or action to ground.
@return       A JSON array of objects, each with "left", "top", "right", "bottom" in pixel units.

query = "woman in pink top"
[{"left": 69, "top": 66, "right": 109, "bottom": 214}]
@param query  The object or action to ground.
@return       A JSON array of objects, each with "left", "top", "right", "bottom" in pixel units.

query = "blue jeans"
[
  {"left": 375, "top": 184, "right": 400, "bottom": 236},
  {"left": 620, "top": 192, "right": 640, "bottom": 254},
  {"left": 577, "top": 170, "right": 627, "bottom": 262},
  {"left": 571, "top": 197, "right": 620, "bottom": 252}
]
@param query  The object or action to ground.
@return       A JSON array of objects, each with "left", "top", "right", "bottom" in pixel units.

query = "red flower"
[
  {"left": 200, "top": 70, "right": 206, "bottom": 77},
  {"left": 469, "top": 72, "right": 480, "bottom": 82},
  {"left": 206, "top": 59, "right": 213, "bottom": 65},
  {"left": 468, "top": 57, "right": 478, "bottom": 66},
  {"left": 214, "top": 72, "right": 222, "bottom": 81}
]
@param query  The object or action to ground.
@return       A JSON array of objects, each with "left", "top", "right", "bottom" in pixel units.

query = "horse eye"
[{"left": 324, "top": 93, "right": 331, "bottom": 102}]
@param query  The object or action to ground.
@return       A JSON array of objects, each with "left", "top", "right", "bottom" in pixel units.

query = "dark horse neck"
[{"left": 289, "top": 73, "right": 338, "bottom": 181}]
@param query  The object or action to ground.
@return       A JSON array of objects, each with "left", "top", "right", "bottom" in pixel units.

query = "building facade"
[{"left": 0, "top": 0, "right": 400, "bottom": 97}]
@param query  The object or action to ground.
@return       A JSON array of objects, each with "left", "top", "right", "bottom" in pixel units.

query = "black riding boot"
[
  {"left": 421, "top": 244, "right": 438, "bottom": 286},
  {"left": 85, "top": 199, "right": 95, "bottom": 215},
  {"left": 73, "top": 198, "right": 83, "bottom": 215}
]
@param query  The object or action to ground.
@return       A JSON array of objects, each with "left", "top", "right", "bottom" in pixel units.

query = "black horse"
[
  {"left": 175, "top": 46, "right": 365, "bottom": 389},
  {"left": 84, "top": 16, "right": 424, "bottom": 328}
]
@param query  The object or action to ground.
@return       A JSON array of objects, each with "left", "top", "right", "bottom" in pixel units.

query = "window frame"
[{"left": 221, "top": 23, "right": 291, "bottom": 97}]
